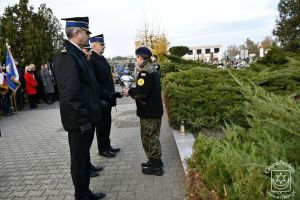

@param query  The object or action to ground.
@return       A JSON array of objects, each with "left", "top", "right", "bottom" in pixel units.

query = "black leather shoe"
[
  {"left": 141, "top": 160, "right": 151, "bottom": 168},
  {"left": 91, "top": 192, "right": 106, "bottom": 200},
  {"left": 109, "top": 147, "right": 120, "bottom": 153},
  {"left": 90, "top": 170, "right": 99, "bottom": 177},
  {"left": 142, "top": 167, "right": 164, "bottom": 176},
  {"left": 99, "top": 150, "right": 116, "bottom": 157},
  {"left": 91, "top": 165, "right": 103, "bottom": 172}
]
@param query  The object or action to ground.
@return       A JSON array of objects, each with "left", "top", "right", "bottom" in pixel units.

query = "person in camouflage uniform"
[{"left": 123, "top": 47, "right": 164, "bottom": 176}]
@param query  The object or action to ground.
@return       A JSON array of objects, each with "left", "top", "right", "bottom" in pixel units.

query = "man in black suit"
[
  {"left": 90, "top": 34, "right": 122, "bottom": 158},
  {"left": 53, "top": 17, "right": 105, "bottom": 200}
]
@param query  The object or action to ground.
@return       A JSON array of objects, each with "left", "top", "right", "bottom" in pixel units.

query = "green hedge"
[
  {"left": 187, "top": 81, "right": 300, "bottom": 199},
  {"left": 257, "top": 46, "right": 289, "bottom": 66},
  {"left": 256, "top": 58, "right": 300, "bottom": 96},
  {"left": 162, "top": 54, "right": 300, "bottom": 130},
  {"left": 162, "top": 50, "right": 300, "bottom": 199},
  {"left": 163, "top": 67, "right": 256, "bottom": 130},
  {"left": 160, "top": 54, "right": 212, "bottom": 77}
]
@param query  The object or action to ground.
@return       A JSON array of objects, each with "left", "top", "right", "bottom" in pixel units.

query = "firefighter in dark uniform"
[
  {"left": 89, "top": 34, "right": 122, "bottom": 158},
  {"left": 81, "top": 44, "right": 104, "bottom": 178},
  {"left": 53, "top": 17, "right": 105, "bottom": 200},
  {"left": 123, "top": 47, "right": 164, "bottom": 176}
]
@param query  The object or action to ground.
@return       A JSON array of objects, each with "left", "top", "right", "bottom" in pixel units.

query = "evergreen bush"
[
  {"left": 160, "top": 58, "right": 211, "bottom": 78},
  {"left": 257, "top": 47, "right": 288, "bottom": 66},
  {"left": 187, "top": 81, "right": 300, "bottom": 199},
  {"left": 169, "top": 46, "right": 189, "bottom": 57},
  {"left": 163, "top": 67, "right": 255, "bottom": 130}
]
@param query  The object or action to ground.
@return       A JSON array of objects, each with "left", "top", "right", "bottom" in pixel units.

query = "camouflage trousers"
[{"left": 140, "top": 118, "right": 162, "bottom": 159}]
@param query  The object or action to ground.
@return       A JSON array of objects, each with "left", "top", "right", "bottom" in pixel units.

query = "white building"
[{"left": 182, "top": 45, "right": 223, "bottom": 62}]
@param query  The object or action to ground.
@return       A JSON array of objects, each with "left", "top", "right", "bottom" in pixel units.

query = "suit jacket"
[
  {"left": 53, "top": 40, "right": 103, "bottom": 131},
  {"left": 90, "top": 51, "right": 116, "bottom": 107}
]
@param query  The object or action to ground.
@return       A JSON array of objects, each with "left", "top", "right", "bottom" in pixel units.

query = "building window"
[
  {"left": 188, "top": 50, "right": 193, "bottom": 55},
  {"left": 214, "top": 48, "right": 220, "bottom": 53},
  {"left": 196, "top": 49, "right": 202, "bottom": 54},
  {"left": 205, "top": 49, "right": 211, "bottom": 54}
]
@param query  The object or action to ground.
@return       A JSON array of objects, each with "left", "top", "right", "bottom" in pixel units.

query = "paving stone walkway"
[{"left": 0, "top": 88, "right": 186, "bottom": 200}]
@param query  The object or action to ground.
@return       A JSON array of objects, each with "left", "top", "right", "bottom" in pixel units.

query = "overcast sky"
[{"left": 0, "top": 0, "right": 279, "bottom": 58}]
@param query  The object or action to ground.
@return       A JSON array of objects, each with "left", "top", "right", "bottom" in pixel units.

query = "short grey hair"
[{"left": 65, "top": 27, "right": 82, "bottom": 39}]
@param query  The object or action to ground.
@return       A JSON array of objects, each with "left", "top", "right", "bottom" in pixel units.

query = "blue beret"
[{"left": 135, "top": 47, "right": 152, "bottom": 57}]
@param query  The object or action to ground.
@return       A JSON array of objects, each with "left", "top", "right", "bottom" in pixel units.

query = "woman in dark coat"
[{"left": 40, "top": 63, "right": 55, "bottom": 104}]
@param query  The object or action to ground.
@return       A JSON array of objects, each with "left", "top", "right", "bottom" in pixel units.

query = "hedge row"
[
  {"left": 163, "top": 67, "right": 255, "bottom": 130},
  {"left": 162, "top": 50, "right": 300, "bottom": 130},
  {"left": 161, "top": 49, "right": 300, "bottom": 199},
  {"left": 187, "top": 81, "right": 300, "bottom": 199}
]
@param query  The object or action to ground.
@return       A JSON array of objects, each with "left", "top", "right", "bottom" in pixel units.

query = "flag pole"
[{"left": 12, "top": 91, "right": 18, "bottom": 113}]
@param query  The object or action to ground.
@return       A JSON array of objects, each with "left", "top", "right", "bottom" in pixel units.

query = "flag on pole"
[{"left": 5, "top": 43, "right": 20, "bottom": 92}]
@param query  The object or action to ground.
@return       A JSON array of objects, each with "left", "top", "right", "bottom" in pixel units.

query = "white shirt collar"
[{"left": 69, "top": 40, "right": 82, "bottom": 51}]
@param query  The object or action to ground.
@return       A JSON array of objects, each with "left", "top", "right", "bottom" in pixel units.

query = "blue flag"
[{"left": 5, "top": 43, "right": 20, "bottom": 92}]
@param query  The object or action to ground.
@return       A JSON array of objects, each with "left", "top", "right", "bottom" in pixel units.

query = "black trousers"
[
  {"left": 27, "top": 94, "right": 36, "bottom": 108},
  {"left": 96, "top": 107, "right": 112, "bottom": 152},
  {"left": 46, "top": 93, "right": 53, "bottom": 104},
  {"left": 68, "top": 128, "right": 94, "bottom": 200},
  {"left": 16, "top": 87, "right": 24, "bottom": 110}
]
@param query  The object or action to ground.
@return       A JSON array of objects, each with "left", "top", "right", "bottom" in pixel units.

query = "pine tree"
[
  {"left": 240, "top": 38, "right": 259, "bottom": 56},
  {"left": 273, "top": 0, "right": 300, "bottom": 51},
  {"left": 37, "top": 4, "right": 64, "bottom": 63},
  {"left": 0, "top": 0, "right": 63, "bottom": 66}
]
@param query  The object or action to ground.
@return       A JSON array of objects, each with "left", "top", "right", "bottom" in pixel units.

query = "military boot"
[
  {"left": 141, "top": 160, "right": 151, "bottom": 168},
  {"left": 142, "top": 159, "right": 164, "bottom": 176},
  {"left": 142, "top": 159, "right": 164, "bottom": 168}
]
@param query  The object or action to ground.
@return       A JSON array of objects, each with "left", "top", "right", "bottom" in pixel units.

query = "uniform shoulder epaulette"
[{"left": 61, "top": 47, "right": 68, "bottom": 54}]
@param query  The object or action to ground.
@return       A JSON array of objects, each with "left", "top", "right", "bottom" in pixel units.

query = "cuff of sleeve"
[{"left": 128, "top": 88, "right": 134, "bottom": 97}]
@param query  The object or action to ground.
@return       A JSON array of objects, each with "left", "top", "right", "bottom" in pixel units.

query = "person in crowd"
[
  {"left": 82, "top": 45, "right": 92, "bottom": 60},
  {"left": 126, "top": 59, "right": 135, "bottom": 72},
  {"left": 81, "top": 44, "right": 104, "bottom": 178},
  {"left": 90, "top": 34, "right": 123, "bottom": 158},
  {"left": 49, "top": 63, "right": 59, "bottom": 101},
  {"left": 0, "top": 68, "right": 3, "bottom": 116},
  {"left": 15, "top": 59, "right": 24, "bottom": 111},
  {"left": 0, "top": 67, "right": 11, "bottom": 116},
  {"left": 151, "top": 55, "right": 161, "bottom": 76},
  {"left": 53, "top": 17, "right": 105, "bottom": 200},
  {"left": 24, "top": 65, "right": 38, "bottom": 109},
  {"left": 123, "top": 47, "right": 164, "bottom": 176},
  {"left": 40, "top": 63, "right": 55, "bottom": 104},
  {"left": 116, "top": 64, "right": 125, "bottom": 81},
  {"left": 31, "top": 64, "right": 45, "bottom": 104}
]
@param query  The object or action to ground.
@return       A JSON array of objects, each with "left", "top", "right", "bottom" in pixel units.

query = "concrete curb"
[{"left": 172, "top": 129, "right": 195, "bottom": 174}]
